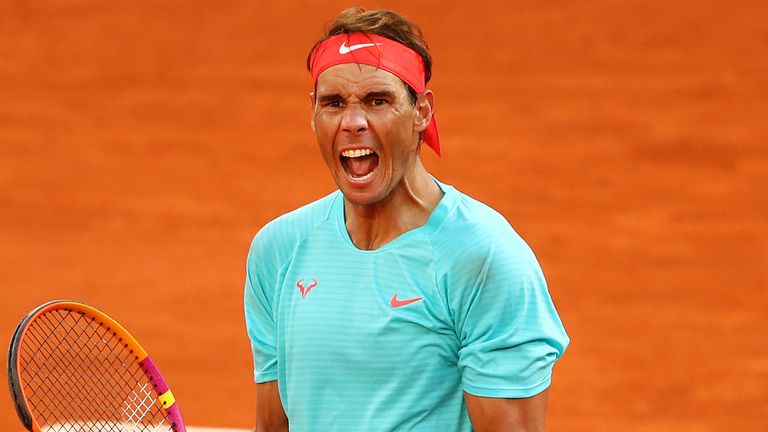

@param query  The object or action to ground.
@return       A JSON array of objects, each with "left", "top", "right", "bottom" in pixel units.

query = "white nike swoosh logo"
[{"left": 339, "top": 41, "right": 382, "bottom": 55}]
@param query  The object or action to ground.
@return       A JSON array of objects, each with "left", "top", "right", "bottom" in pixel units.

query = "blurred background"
[{"left": 1, "top": 1, "right": 766, "bottom": 430}]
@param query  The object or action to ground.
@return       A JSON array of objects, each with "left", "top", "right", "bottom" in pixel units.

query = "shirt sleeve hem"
[
  {"left": 462, "top": 375, "right": 552, "bottom": 399},
  {"left": 255, "top": 370, "right": 278, "bottom": 383}
]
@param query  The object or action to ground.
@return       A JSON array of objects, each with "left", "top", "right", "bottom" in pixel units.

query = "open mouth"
[{"left": 341, "top": 148, "right": 379, "bottom": 181}]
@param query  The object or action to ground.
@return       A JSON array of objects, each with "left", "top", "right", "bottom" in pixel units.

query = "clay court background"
[{"left": 1, "top": 1, "right": 766, "bottom": 430}]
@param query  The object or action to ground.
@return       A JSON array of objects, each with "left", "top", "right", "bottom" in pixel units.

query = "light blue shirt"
[{"left": 245, "top": 180, "right": 569, "bottom": 431}]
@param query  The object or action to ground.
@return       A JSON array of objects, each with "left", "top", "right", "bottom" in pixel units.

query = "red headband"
[{"left": 309, "top": 33, "right": 441, "bottom": 155}]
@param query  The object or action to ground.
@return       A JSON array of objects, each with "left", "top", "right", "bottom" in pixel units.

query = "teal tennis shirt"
[{"left": 245, "top": 181, "right": 569, "bottom": 431}]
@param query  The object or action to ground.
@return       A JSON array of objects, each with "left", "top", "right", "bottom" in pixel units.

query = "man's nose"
[{"left": 340, "top": 105, "right": 368, "bottom": 134}]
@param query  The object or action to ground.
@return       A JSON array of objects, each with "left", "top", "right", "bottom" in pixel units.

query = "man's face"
[{"left": 311, "top": 63, "right": 429, "bottom": 206}]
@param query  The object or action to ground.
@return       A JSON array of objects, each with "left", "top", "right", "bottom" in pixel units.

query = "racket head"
[{"left": 7, "top": 300, "right": 186, "bottom": 432}]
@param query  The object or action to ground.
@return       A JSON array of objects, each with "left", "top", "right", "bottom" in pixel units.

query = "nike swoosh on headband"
[{"left": 338, "top": 41, "right": 382, "bottom": 55}]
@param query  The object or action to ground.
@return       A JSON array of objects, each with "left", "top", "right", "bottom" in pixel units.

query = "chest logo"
[
  {"left": 390, "top": 294, "right": 423, "bottom": 308},
  {"left": 296, "top": 279, "right": 318, "bottom": 299}
]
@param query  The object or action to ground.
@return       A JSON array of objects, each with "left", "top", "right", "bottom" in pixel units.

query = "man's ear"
[
  {"left": 309, "top": 91, "right": 316, "bottom": 132},
  {"left": 413, "top": 90, "right": 435, "bottom": 133}
]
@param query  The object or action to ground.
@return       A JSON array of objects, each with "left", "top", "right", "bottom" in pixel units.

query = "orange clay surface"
[{"left": 1, "top": 1, "right": 766, "bottom": 430}]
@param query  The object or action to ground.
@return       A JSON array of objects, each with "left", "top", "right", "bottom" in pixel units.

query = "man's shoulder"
[
  {"left": 432, "top": 185, "right": 535, "bottom": 265},
  {"left": 250, "top": 190, "right": 340, "bottom": 254},
  {"left": 438, "top": 185, "right": 518, "bottom": 240}
]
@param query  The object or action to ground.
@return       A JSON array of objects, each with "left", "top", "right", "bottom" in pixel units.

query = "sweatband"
[{"left": 309, "top": 32, "right": 441, "bottom": 155}]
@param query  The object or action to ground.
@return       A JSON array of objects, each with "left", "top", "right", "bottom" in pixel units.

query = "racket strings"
[
  {"left": 26, "top": 313, "right": 127, "bottom": 423},
  {"left": 26, "top": 311, "right": 167, "bottom": 431},
  {"left": 25, "top": 312, "right": 131, "bottom": 426},
  {"left": 17, "top": 309, "right": 172, "bottom": 432}
]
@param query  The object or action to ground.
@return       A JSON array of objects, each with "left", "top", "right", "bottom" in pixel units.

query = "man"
[{"left": 245, "top": 7, "right": 569, "bottom": 431}]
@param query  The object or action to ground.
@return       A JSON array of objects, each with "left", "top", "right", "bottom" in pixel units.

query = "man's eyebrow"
[
  {"left": 364, "top": 90, "right": 397, "bottom": 99},
  {"left": 316, "top": 89, "right": 398, "bottom": 102},
  {"left": 316, "top": 92, "right": 343, "bottom": 103}
]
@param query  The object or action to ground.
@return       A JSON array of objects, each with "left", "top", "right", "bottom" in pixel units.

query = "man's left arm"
[
  {"left": 464, "top": 390, "right": 549, "bottom": 432},
  {"left": 443, "top": 225, "right": 569, "bottom": 430}
]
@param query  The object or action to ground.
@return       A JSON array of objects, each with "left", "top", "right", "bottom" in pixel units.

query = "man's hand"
[
  {"left": 464, "top": 389, "right": 549, "bottom": 432},
  {"left": 253, "top": 381, "right": 288, "bottom": 432}
]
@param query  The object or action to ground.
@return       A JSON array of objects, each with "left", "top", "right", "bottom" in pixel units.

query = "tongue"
[{"left": 347, "top": 154, "right": 378, "bottom": 178}]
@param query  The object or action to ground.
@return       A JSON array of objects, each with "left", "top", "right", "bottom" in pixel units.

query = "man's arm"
[
  {"left": 464, "top": 389, "right": 549, "bottom": 432},
  {"left": 253, "top": 381, "right": 288, "bottom": 432}
]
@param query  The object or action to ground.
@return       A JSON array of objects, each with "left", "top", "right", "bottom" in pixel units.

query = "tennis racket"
[{"left": 7, "top": 300, "right": 186, "bottom": 432}]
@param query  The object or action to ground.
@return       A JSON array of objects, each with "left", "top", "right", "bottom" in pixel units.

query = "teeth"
[{"left": 342, "top": 149, "right": 373, "bottom": 158}]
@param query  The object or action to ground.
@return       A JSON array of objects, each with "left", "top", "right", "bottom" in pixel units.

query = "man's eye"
[
  {"left": 325, "top": 100, "right": 343, "bottom": 108},
  {"left": 371, "top": 98, "right": 388, "bottom": 106}
]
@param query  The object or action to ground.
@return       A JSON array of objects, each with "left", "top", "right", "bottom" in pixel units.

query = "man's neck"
[{"left": 344, "top": 165, "right": 443, "bottom": 251}]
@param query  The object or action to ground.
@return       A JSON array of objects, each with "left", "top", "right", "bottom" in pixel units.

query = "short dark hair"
[{"left": 307, "top": 7, "right": 432, "bottom": 104}]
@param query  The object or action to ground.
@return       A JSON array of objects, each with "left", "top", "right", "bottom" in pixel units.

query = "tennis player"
[{"left": 245, "top": 7, "right": 569, "bottom": 431}]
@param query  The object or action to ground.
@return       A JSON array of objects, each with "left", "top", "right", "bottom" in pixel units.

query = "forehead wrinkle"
[{"left": 316, "top": 64, "right": 407, "bottom": 99}]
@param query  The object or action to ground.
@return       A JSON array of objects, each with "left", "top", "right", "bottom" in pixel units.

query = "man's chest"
[{"left": 274, "top": 236, "right": 458, "bottom": 373}]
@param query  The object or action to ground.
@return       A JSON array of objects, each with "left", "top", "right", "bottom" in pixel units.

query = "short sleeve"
[
  {"left": 448, "top": 234, "right": 569, "bottom": 398},
  {"left": 244, "top": 227, "right": 281, "bottom": 383}
]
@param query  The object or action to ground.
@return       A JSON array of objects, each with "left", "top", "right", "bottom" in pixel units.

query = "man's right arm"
[
  {"left": 245, "top": 226, "right": 287, "bottom": 431},
  {"left": 253, "top": 380, "right": 288, "bottom": 432}
]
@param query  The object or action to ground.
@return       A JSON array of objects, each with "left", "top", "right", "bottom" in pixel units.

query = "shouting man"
[{"left": 245, "top": 7, "right": 569, "bottom": 431}]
